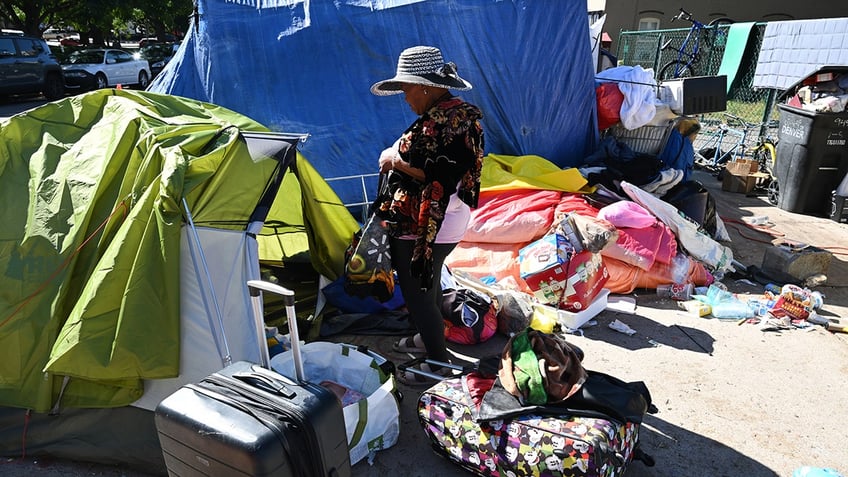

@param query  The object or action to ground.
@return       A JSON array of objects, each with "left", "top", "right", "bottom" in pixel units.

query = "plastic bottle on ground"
[
  {"left": 669, "top": 253, "right": 690, "bottom": 284},
  {"left": 809, "top": 291, "right": 824, "bottom": 310},
  {"left": 711, "top": 299, "right": 753, "bottom": 319},
  {"left": 747, "top": 298, "right": 769, "bottom": 317},
  {"left": 742, "top": 215, "right": 769, "bottom": 225},
  {"left": 806, "top": 310, "right": 829, "bottom": 325}
]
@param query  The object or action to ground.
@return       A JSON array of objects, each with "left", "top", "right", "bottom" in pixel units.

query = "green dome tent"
[{"left": 0, "top": 89, "right": 359, "bottom": 470}]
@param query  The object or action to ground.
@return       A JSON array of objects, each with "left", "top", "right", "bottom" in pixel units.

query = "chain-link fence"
[{"left": 616, "top": 22, "right": 781, "bottom": 151}]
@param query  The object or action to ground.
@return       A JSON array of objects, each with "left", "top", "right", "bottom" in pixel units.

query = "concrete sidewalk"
[
  {"left": 2, "top": 169, "right": 846, "bottom": 477},
  {"left": 339, "top": 169, "right": 848, "bottom": 477}
]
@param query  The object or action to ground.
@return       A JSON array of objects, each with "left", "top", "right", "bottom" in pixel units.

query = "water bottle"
[
  {"left": 710, "top": 299, "right": 753, "bottom": 319},
  {"left": 806, "top": 310, "right": 829, "bottom": 325},
  {"left": 742, "top": 215, "right": 769, "bottom": 225},
  {"left": 809, "top": 291, "right": 824, "bottom": 310},
  {"left": 669, "top": 253, "right": 691, "bottom": 284},
  {"left": 747, "top": 299, "right": 769, "bottom": 317}
]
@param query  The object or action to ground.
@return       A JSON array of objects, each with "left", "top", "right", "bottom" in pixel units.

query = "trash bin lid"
[{"left": 778, "top": 65, "right": 848, "bottom": 101}]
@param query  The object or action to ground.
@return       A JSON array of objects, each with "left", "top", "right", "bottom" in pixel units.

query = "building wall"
[{"left": 603, "top": 1, "right": 848, "bottom": 51}]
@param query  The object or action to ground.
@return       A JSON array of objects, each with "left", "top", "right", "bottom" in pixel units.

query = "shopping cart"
[{"left": 604, "top": 119, "right": 676, "bottom": 156}]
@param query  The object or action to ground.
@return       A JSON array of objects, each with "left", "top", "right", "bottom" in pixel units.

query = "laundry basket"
[{"left": 605, "top": 119, "right": 675, "bottom": 156}]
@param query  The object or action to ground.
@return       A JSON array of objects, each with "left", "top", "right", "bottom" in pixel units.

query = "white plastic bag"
[{"left": 270, "top": 341, "right": 400, "bottom": 466}]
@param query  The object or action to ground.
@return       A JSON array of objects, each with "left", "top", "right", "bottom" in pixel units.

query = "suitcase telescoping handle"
[{"left": 246, "top": 280, "right": 305, "bottom": 382}]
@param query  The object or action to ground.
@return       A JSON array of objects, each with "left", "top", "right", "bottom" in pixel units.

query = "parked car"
[
  {"left": 59, "top": 37, "right": 83, "bottom": 47},
  {"left": 138, "top": 34, "right": 177, "bottom": 48},
  {"left": 61, "top": 48, "right": 151, "bottom": 92},
  {"left": 42, "top": 27, "right": 75, "bottom": 41},
  {"left": 0, "top": 33, "right": 65, "bottom": 100},
  {"left": 139, "top": 43, "right": 178, "bottom": 78}
]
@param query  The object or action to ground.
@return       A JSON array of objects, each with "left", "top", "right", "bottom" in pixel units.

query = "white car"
[{"left": 61, "top": 48, "right": 151, "bottom": 92}]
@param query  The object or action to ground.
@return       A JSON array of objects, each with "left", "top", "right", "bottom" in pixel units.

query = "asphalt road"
[{"left": 0, "top": 95, "right": 50, "bottom": 119}]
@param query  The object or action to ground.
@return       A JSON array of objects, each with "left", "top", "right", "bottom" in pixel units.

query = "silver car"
[{"left": 62, "top": 48, "right": 151, "bottom": 91}]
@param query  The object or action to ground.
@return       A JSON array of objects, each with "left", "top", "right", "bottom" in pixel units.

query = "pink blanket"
[
  {"left": 462, "top": 189, "right": 561, "bottom": 244},
  {"left": 601, "top": 222, "right": 678, "bottom": 271},
  {"left": 451, "top": 189, "right": 705, "bottom": 295}
]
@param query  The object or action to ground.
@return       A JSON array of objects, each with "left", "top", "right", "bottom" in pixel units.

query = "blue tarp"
[{"left": 149, "top": 0, "right": 598, "bottom": 202}]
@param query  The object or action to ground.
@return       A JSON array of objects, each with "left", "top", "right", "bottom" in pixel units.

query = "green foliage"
[{"left": 0, "top": 0, "right": 191, "bottom": 41}]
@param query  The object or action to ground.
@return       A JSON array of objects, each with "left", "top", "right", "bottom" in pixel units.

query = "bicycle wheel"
[
  {"left": 708, "top": 17, "right": 734, "bottom": 26},
  {"left": 659, "top": 60, "right": 695, "bottom": 80}
]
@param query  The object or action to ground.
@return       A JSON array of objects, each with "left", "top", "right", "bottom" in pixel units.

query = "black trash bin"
[{"left": 774, "top": 69, "right": 848, "bottom": 216}]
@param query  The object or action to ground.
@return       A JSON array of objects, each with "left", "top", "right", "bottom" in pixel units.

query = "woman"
[{"left": 371, "top": 45, "right": 484, "bottom": 385}]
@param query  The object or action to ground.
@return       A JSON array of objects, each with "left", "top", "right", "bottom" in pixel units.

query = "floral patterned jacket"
[{"left": 376, "top": 95, "right": 484, "bottom": 290}]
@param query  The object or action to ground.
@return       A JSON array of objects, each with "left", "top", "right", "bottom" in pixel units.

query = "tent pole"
[{"left": 183, "top": 198, "right": 233, "bottom": 367}]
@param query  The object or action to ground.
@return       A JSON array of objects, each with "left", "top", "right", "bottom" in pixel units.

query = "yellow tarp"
[{"left": 481, "top": 154, "right": 593, "bottom": 193}]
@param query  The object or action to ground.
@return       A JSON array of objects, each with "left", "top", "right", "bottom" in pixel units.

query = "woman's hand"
[
  {"left": 379, "top": 146, "right": 398, "bottom": 174},
  {"left": 378, "top": 144, "right": 425, "bottom": 181}
]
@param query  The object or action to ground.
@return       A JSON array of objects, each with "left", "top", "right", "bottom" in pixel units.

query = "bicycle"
[
  {"left": 750, "top": 130, "right": 779, "bottom": 205},
  {"left": 657, "top": 8, "right": 734, "bottom": 80},
  {"left": 692, "top": 113, "right": 757, "bottom": 175}
]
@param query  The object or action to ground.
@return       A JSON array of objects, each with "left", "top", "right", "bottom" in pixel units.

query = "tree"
[
  {"left": 0, "top": 0, "right": 77, "bottom": 36},
  {"left": 0, "top": 0, "right": 191, "bottom": 41},
  {"left": 131, "top": 0, "right": 192, "bottom": 39}
]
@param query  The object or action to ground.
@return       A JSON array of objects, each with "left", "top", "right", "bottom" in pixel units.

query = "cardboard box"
[
  {"left": 522, "top": 262, "right": 568, "bottom": 305},
  {"left": 722, "top": 159, "right": 759, "bottom": 194},
  {"left": 518, "top": 233, "right": 573, "bottom": 279},
  {"left": 519, "top": 233, "right": 574, "bottom": 305},
  {"left": 559, "top": 251, "right": 609, "bottom": 312},
  {"left": 725, "top": 159, "right": 758, "bottom": 175},
  {"left": 520, "top": 236, "right": 608, "bottom": 308},
  {"left": 722, "top": 173, "right": 757, "bottom": 194}
]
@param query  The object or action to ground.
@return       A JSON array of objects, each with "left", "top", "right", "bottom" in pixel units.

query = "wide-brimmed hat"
[{"left": 371, "top": 46, "right": 473, "bottom": 96}]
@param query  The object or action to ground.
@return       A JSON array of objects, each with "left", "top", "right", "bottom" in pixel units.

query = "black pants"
[{"left": 391, "top": 238, "right": 457, "bottom": 363}]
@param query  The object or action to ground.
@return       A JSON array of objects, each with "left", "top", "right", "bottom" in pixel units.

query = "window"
[
  {"left": 638, "top": 17, "right": 660, "bottom": 31},
  {"left": 763, "top": 13, "right": 794, "bottom": 21},
  {"left": 0, "top": 38, "right": 16, "bottom": 57},
  {"left": 17, "top": 39, "right": 41, "bottom": 57}
]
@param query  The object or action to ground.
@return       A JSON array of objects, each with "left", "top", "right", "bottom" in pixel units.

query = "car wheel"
[
  {"left": 95, "top": 73, "right": 108, "bottom": 90},
  {"left": 43, "top": 72, "right": 65, "bottom": 100},
  {"left": 137, "top": 70, "right": 150, "bottom": 89}
]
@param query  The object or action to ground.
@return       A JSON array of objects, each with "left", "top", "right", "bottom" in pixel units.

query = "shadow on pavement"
[{"left": 630, "top": 415, "right": 780, "bottom": 477}]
